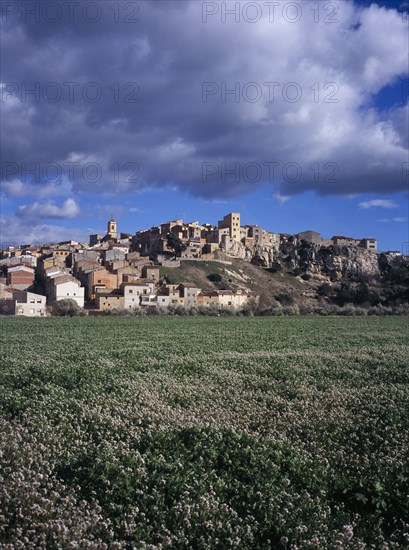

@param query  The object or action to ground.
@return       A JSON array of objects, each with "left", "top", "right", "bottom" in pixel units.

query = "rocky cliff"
[{"left": 221, "top": 238, "right": 381, "bottom": 281}]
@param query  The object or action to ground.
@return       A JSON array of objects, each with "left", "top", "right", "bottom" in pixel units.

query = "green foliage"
[
  {"left": 334, "top": 282, "right": 354, "bottom": 306},
  {"left": 1, "top": 317, "right": 409, "bottom": 547},
  {"left": 334, "top": 282, "right": 380, "bottom": 307},
  {"left": 57, "top": 428, "right": 334, "bottom": 547},
  {"left": 207, "top": 272, "right": 223, "bottom": 283},
  {"left": 275, "top": 292, "right": 295, "bottom": 306},
  {"left": 166, "top": 233, "right": 187, "bottom": 258},
  {"left": 53, "top": 298, "right": 81, "bottom": 316},
  {"left": 317, "top": 283, "right": 332, "bottom": 297},
  {"left": 267, "top": 261, "right": 282, "bottom": 274},
  {"left": 354, "top": 283, "right": 380, "bottom": 306}
]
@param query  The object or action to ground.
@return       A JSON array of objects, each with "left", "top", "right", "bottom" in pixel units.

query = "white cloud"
[
  {"left": 359, "top": 199, "right": 398, "bottom": 209},
  {"left": 274, "top": 192, "right": 290, "bottom": 205},
  {"left": 0, "top": 216, "right": 88, "bottom": 246},
  {"left": 16, "top": 198, "right": 80, "bottom": 220},
  {"left": 1, "top": 178, "right": 73, "bottom": 199},
  {"left": 377, "top": 217, "right": 407, "bottom": 223}
]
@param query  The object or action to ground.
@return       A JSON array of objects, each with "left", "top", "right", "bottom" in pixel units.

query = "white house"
[
  {"left": 122, "top": 282, "right": 155, "bottom": 309},
  {"left": 48, "top": 275, "right": 85, "bottom": 307},
  {"left": 1, "top": 289, "right": 46, "bottom": 317}
]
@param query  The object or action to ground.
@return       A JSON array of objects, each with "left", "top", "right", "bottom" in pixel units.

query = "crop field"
[{"left": 0, "top": 316, "right": 408, "bottom": 548}]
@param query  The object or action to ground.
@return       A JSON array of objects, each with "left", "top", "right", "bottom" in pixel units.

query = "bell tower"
[{"left": 107, "top": 218, "right": 117, "bottom": 239}]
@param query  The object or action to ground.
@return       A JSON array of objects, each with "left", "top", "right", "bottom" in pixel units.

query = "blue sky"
[{"left": 1, "top": 0, "right": 408, "bottom": 251}]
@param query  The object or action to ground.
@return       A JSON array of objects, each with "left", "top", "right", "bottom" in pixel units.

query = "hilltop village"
[{"left": 0, "top": 212, "right": 396, "bottom": 317}]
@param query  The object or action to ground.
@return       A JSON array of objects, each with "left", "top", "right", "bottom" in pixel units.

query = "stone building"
[
  {"left": 0, "top": 289, "right": 46, "bottom": 317},
  {"left": 95, "top": 290, "right": 125, "bottom": 311},
  {"left": 6, "top": 264, "right": 35, "bottom": 290},
  {"left": 218, "top": 213, "right": 241, "bottom": 242},
  {"left": 107, "top": 218, "right": 117, "bottom": 240}
]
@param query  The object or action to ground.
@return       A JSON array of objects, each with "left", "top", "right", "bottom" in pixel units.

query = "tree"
[
  {"left": 166, "top": 233, "right": 187, "bottom": 259},
  {"left": 207, "top": 273, "right": 222, "bottom": 283},
  {"left": 355, "top": 282, "right": 380, "bottom": 306},
  {"left": 317, "top": 283, "right": 332, "bottom": 297},
  {"left": 53, "top": 298, "right": 81, "bottom": 317},
  {"left": 334, "top": 282, "right": 354, "bottom": 307}
]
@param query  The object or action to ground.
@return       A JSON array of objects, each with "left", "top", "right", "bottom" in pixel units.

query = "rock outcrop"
[{"left": 221, "top": 238, "right": 381, "bottom": 281}]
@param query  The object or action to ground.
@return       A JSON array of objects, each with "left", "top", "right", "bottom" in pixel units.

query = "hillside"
[
  {"left": 158, "top": 244, "right": 409, "bottom": 310},
  {"left": 158, "top": 259, "right": 325, "bottom": 308}
]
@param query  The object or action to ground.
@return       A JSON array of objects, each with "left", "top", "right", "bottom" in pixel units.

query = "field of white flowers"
[{"left": 0, "top": 316, "right": 408, "bottom": 548}]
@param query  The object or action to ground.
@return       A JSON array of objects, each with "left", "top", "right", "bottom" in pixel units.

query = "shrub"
[
  {"left": 275, "top": 293, "right": 294, "bottom": 306},
  {"left": 207, "top": 273, "right": 223, "bottom": 283},
  {"left": 355, "top": 283, "right": 380, "bottom": 306},
  {"left": 268, "top": 261, "right": 282, "bottom": 273},
  {"left": 299, "top": 304, "right": 314, "bottom": 315},
  {"left": 338, "top": 304, "right": 357, "bottom": 316},
  {"left": 334, "top": 283, "right": 355, "bottom": 307},
  {"left": 53, "top": 299, "right": 81, "bottom": 317},
  {"left": 317, "top": 283, "right": 333, "bottom": 297},
  {"left": 282, "top": 305, "right": 300, "bottom": 316},
  {"left": 316, "top": 304, "right": 341, "bottom": 316}
]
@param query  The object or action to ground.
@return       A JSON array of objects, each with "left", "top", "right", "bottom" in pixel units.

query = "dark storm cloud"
[{"left": 1, "top": 0, "right": 408, "bottom": 200}]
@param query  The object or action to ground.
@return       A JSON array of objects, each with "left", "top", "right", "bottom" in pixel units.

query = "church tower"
[{"left": 107, "top": 218, "right": 117, "bottom": 239}]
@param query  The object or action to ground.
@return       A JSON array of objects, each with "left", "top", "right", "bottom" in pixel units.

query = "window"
[
  {"left": 30, "top": 299, "right": 35, "bottom": 303},
  {"left": 37, "top": 300, "right": 41, "bottom": 303},
  {"left": 129, "top": 289, "right": 133, "bottom": 294}
]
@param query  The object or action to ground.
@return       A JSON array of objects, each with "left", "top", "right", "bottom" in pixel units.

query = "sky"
[{"left": 0, "top": 0, "right": 408, "bottom": 252}]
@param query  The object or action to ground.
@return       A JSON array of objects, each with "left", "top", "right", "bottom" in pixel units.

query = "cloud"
[
  {"left": 377, "top": 217, "right": 407, "bottom": 222},
  {"left": 16, "top": 198, "right": 80, "bottom": 219},
  {"left": 274, "top": 192, "right": 290, "bottom": 205},
  {"left": 1, "top": 178, "right": 73, "bottom": 199},
  {"left": 1, "top": 0, "right": 408, "bottom": 202},
  {"left": 0, "top": 216, "right": 88, "bottom": 246},
  {"left": 359, "top": 199, "right": 399, "bottom": 209}
]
